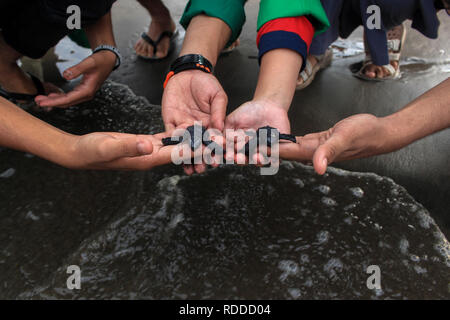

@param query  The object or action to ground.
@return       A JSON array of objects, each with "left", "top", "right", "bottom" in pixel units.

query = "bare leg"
[
  {"left": 0, "top": 33, "right": 60, "bottom": 97},
  {"left": 134, "top": 0, "right": 176, "bottom": 59},
  {"left": 0, "top": 33, "right": 37, "bottom": 94}
]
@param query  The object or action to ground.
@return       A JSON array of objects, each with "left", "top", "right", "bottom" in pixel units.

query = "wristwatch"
[
  {"left": 163, "top": 54, "right": 214, "bottom": 88},
  {"left": 92, "top": 45, "right": 122, "bottom": 71}
]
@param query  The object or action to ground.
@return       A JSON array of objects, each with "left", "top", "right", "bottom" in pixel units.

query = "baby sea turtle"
[
  {"left": 162, "top": 125, "right": 296, "bottom": 157},
  {"left": 242, "top": 126, "right": 296, "bottom": 157},
  {"left": 162, "top": 125, "right": 220, "bottom": 152}
]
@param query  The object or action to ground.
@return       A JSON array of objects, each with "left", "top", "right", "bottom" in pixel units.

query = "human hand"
[
  {"left": 34, "top": 50, "right": 117, "bottom": 109},
  {"left": 224, "top": 99, "right": 291, "bottom": 164},
  {"left": 63, "top": 131, "right": 175, "bottom": 170},
  {"left": 162, "top": 69, "right": 228, "bottom": 174},
  {"left": 279, "top": 114, "right": 387, "bottom": 175}
]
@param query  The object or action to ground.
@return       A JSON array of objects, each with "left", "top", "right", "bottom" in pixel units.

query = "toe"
[
  {"left": 363, "top": 65, "right": 377, "bottom": 78},
  {"left": 155, "top": 40, "right": 170, "bottom": 58}
]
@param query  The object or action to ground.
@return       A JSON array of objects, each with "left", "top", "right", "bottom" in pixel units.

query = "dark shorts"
[
  {"left": 310, "top": 0, "right": 442, "bottom": 65},
  {"left": 0, "top": 0, "right": 115, "bottom": 59}
]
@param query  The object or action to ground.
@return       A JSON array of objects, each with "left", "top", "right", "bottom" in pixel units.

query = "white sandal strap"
[
  {"left": 389, "top": 53, "right": 401, "bottom": 61},
  {"left": 305, "top": 59, "right": 313, "bottom": 75},
  {"left": 300, "top": 70, "right": 309, "bottom": 82},
  {"left": 300, "top": 59, "right": 313, "bottom": 82},
  {"left": 381, "top": 63, "right": 396, "bottom": 76},
  {"left": 387, "top": 39, "right": 401, "bottom": 52}
]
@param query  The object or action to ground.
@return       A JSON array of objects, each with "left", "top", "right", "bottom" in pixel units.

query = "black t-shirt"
[{"left": 41, "top": 0, "right": 116, "bottom": 25}]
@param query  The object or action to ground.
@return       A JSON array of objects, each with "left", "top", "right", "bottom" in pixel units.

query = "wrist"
[
  {"left": 252, "top": 94, "right": 291, "bottom": 111},
  {"left": 373, "top": 115, "right": 404, "bottom": 154},
  {"left": 27, "top": 132, "right": 80, "bottom": 169},
  {"left": 56, "top": 134, "right": 83, "bottom": 169},
  {"left": 253, "top": 49, "right": 302, "bottom": 111},
  {"left": 179, "top": 15, "right": 231, "bottom": 66},
  {"left": 248, "top": 97, "right": 289, "bottom": 114},
  {"left": 164, "top": 54, "right": 214, "bottom": 88},
  {"left": 378, "top": 114, "right": 412, "bottom": 154},
  {"left": 92, "top": 45, "right": 121, "bottom": 70}
]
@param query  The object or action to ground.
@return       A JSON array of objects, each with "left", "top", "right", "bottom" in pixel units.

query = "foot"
[
  {"left": 362, "top": 60, "right": 399, "bottom": 79},
  {"left": 0, "top": 62, "right": 61, "bottom": 101},
  {"left": 134, "top": 17, "right": 176, "bottom": 59},
  {"left": 296, "top": 55, "right": 318, "bottom": 87},
  {"left": 222, "top": 39, "right": 241, "bottom": 54},
  {"left": 361, "top": 24, "right": 404, "bottom": 79}
]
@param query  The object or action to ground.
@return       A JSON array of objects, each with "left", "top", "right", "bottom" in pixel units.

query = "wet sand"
[
  {"left": 0, "top": 82, "right": 448, "bottom": 299},
  {"left": 106, "top": 0, "right": 450, "bottom": 237},
  {"left": 1, "top": 0, "right": 449, "bottom": 299}
]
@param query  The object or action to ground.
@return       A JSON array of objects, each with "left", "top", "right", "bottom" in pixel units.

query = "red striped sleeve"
[
  {"left": 257, "top": 16, "right": 315, "bottom": 49},
  {"left": 256, "top": 16, "right": 315, "bottom": 70}
]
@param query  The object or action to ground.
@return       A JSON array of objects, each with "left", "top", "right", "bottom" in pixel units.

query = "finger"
[
  {"left": 98, "top": 136, "right": 154, "bottom": 162},
  {"left": 183, "top": 164, "right": 195, "bottom": 175},
  {"left": 224, "top": 113, "right": 236, "bottom": 131},
  {"left": 35, "top": 92, "right": 62, "bottom": 103},
  {"left": 312, "top": 135, "right": 347, "bottom": 175},
  {"left": 279, "top": 136, "right": 320, "bottom": 161},
  {"left": 235, "top": 152, "right": 247, "bottom": 166},
  {"left": 194, "top": 163, "right": 207, "bottom": 174},
  {"left": 210, "top": 92, "right": 228, "bottom": 131},
  {"left": 97, "top": 153, "right": 154, "bottom": 170},
  {"left": 164, "top": 122, "right": 176, "bottom": 132},
  {"left": 35, "top": 90, "right": 88, "bottom": 108},
  {"left": 63, "top": 57, "right": 95, "bottom": 80}
]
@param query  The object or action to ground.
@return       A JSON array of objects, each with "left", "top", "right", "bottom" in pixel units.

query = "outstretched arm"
[
  {"left": 0, "top": 97, "right": 175, "bottom": 170},
  {"left": 280, "top": 78, "right": 450, "bottom": 174}
]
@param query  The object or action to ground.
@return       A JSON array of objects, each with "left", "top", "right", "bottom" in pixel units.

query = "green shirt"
[{"left": 180, "top": 0, "right": 330, "bottom": 47}]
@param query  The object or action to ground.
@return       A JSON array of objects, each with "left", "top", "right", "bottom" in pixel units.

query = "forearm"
[
  {"left": 380, "top": 77, "right": 450, "bottom": 152},
  {"left": 179, "top": 14, "right": 231, "bottom": 66},
  {"left": 253, "top": 49, "right": 303, "bottom": 110},
  {"left": 0, "top": 97, "right": 75, "bottom": 166},
  {"left": 84, "top": 12, "right": 116, "bottom": 48}
]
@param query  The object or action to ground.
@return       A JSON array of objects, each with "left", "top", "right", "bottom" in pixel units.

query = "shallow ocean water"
[{"left": 0, "top": 82, "right": 448, "bottom": 299}]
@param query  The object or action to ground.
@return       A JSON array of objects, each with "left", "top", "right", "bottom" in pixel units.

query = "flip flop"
[
  {"left": 137, "top": 29, "right": 178, "bottom": 61},
  {"left": 0, "top": 72, "right": 45, "bottom": 106},
  {"left": 296, "top": 49, "right": 333, "bottom": 90},
  {"left": 354, "top": 24, "right": 406, "bottom": 81}
]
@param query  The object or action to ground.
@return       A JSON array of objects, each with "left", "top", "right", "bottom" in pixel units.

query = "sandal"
[
  {"left": 137, "top": 29, "right": 178, "bottom": 61},
  {"left": 220, "top": 39, "right": 240, "bottom": 55},
  {"left": 0, "top": 72, "right": 45, "bottom": 106},
  {"left": 296, "top": 49, "right": 333, "bottom": 90},
  {"left": 355, "top": 24, "right": 406, "bottom": 81}
]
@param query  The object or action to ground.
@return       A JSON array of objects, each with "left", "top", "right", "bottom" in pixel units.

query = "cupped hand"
[
  {"left": 35, "top": 50, "right": 117, "bottom": 109},
  {"left": 279, "top": 114, "right": 387, "bottom": 175},
  {"left": 224, "top": 99, "right": 291, "bottom": 164},
  {"left": 162, "top": 69, "right": 228, "bottom": 174}
]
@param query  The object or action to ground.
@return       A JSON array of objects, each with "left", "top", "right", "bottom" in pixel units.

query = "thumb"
[
  {"left": 210, "top": 92, "right": 228, "bottom": 131},
  {"left": 63, "top": 57, "right": 95, "bottom": 80},
  {"left": 99, "top": 136, "right": 154, "bottom": 162},
  {"left": 164, "top": 122, "right": 176, "bottom": 132},
  {"left": 312, "top": 135, "right": 347, "bottom": 175}
]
